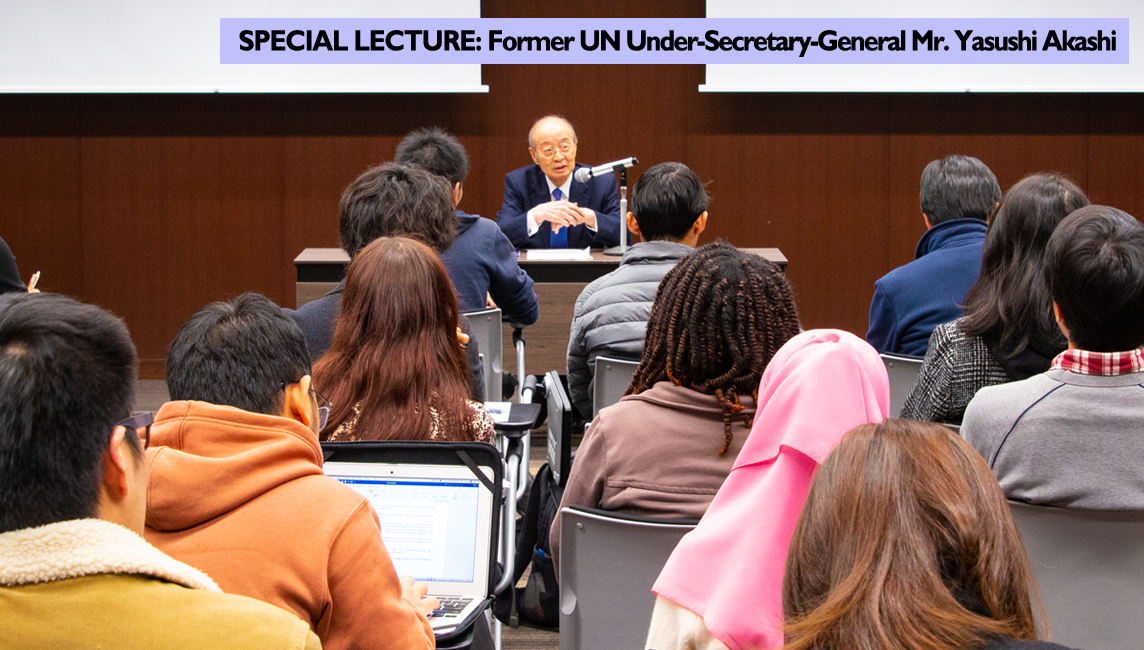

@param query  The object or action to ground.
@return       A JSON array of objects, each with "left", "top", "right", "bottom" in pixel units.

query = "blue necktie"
[{"left": 549, "top": 188, "right": 567, "bottom": 248}]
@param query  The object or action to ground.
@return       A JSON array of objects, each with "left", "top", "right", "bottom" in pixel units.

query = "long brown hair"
[
  {"left": 313, "top": 236, "right": 477, "bottom": 441},
  {"left": 783, "top": 419, "right": 1043, "bottom": 650},
  {"left": 628, "top": 241, "right": 801, "bottom": 455}
]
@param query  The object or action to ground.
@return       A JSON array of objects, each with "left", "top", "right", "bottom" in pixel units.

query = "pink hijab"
[{"left": 651, "top": 329, "right": 890, "bottom": 650}]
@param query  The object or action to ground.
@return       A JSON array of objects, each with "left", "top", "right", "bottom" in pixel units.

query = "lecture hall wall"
[{"left": 2, "top": 0, "right": 1142, "bottom": 378}]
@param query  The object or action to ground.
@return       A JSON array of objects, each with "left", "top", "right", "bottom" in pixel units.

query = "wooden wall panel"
[
  {"left": 80, "top": 95, "right": 285, "bottom": 375},
  {"left": 1088, "top": 95, "right": 1144, "bottom": 217},
  {"left": 0, "top": 96, "right": 83, "bottom": 298},
  {"left": 689, "top": 94, "right": 891, "bottom": 332}
]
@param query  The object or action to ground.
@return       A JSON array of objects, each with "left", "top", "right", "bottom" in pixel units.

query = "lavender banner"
[{"left": 220, "top": 18, "right": 1127, "bottom": 64}]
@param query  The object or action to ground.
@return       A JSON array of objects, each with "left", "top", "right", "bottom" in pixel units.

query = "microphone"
[{"left": 573, "top": 157, "right": 638, "bottom": 182}]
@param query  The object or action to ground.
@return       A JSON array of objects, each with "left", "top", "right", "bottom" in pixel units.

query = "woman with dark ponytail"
[{"left": 548, "top": 241, "right": 801, "bottom": 565}]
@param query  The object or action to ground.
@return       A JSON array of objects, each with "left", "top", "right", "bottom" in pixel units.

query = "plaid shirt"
[{"left": 1050, "top": 347, "right": 1144, "bottom": 376}]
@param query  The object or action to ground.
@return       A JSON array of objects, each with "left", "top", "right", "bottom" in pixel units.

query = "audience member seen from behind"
[
  {"left": 783, "top": 420, "right": 1073, "bottom": 650},
  {"left": 567, "top": 161, "right": 709, "bottom": 417},
  {"left": 0, "top": 292, "right": 321, "bottom": 650},
  {"left": 395, "top": 126, "right": 539, "bottom": 323},
  {"left": 867, "top": 155, "right": 1000, "bottom": 356},
  {"left": 285, "top": 161, "right": 484, "bottom": 400},
  {"left": 963, "top": 206, "right": 1144, "bottom": 508},
  {"left": 550, "top": 242, "right": 802, "bottom": 566},
  {"left": 146, "top": 292, "right": 438, "bottom": 650},
  {"left": 314, "top": 236, "right": 493, "bottom": 443},
  {"left": 903, "top": 173, "right": 1089, "bottom": 423},
  {"left": 0, "top": 235, "right": 36, "bottom": 294},
  {"left": 648, "top": 329, "right": 889, "bottom": 650}
]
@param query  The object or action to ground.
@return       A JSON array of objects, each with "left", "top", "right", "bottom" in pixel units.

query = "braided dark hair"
[{"left": 628, "top": 241, "right": 801, "bottom": 455}]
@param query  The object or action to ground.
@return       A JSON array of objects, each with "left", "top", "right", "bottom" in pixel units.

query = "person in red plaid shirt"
[{"left": 962, "top": 205, "right": 1144, "bottom": 508}]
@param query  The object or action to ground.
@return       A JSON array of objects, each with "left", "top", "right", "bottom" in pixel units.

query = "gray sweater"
[{"left": 962, "top": 368, "right": 1144, "bottom": 509}]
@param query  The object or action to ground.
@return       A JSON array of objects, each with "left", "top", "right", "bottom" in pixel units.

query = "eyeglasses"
[
  {"left": 116, "top": 411, "right": 154, "bottom": 450},
  {"left": 537, "top": 141, "right": 574, "bottom": 158},
  {"left": 311, "top": 388, "right": 332, "bottom": 430}
]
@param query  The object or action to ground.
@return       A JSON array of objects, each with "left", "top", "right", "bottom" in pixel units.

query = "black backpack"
[{"left": 494, "top": 461, "right": 563, "bottom": 627}]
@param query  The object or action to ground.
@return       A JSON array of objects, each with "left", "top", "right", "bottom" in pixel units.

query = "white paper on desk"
[
  {"left": 484, "top": 402, "right": 512, "bottom": 424},
  {"left": 525, "top": 247, "right": 592, "bottom": 261}
]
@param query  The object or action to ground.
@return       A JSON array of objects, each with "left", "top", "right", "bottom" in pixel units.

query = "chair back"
[
  {"left": 559, "top": 507, "right": 696, "bottom": 650},
  {"left": 880, "top": 352, "right": 924, "bottom": 418},
  {"left": 1009, "top": 501, "right": 1144, "bottom": 650},
  {"left": 464, "top": 308, "right": 503, "bottom": 402},
  {"left": 592, "top": 356, "right": 641, "bottom": 419}
]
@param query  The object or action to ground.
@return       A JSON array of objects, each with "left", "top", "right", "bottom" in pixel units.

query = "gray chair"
[
  {"left": 592, "top": 355, "right": 641, "bottom": 419},
  {"left": 880, "top": 352, "right": 924, "bottom": 418},
  {"left": 464, "top": 308, "right": 503, "bottom": 403},
  {"left": 559, "top": 507, "right": 697, "bottom": 650},
  {"left": 1009, "top": 501, "right": 1144, "bottom": 650}
]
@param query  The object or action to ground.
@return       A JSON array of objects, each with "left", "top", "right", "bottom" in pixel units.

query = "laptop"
[{"left": 323, "top": 457, "right": 496, "bottom": 636}]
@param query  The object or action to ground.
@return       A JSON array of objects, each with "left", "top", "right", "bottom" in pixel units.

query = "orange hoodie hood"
[{"left": 146, "top": 400, "right": 325, "bottom": 532}]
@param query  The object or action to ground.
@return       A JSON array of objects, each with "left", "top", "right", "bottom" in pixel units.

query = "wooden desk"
[{"left": 294, "top": 247, "right": 787, "bottom": 377}]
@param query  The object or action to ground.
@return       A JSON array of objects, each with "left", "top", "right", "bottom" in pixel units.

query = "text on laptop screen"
[{"left": 335, "top": 475, "right": 479, "bottom": 583}]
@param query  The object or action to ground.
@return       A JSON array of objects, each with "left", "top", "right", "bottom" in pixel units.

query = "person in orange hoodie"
[{"left": 145, "top": 292, "right": 438, "bottom": 650}]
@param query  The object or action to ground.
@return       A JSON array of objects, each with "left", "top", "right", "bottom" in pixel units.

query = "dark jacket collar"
[{"left": 915, "top": 218, "right": 988, "bottom": 259}]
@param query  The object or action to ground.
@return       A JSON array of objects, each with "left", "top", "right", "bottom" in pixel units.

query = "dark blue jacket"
[
  {"left": 283, "top": 283, "right": 485, "bottom": 401},
  {"left": 0, "top": 236, "right": 26, "bottom": 294},
  {"left": 496, "top": 163, "right": 625, "bottom": 249},
  {"left": 441, "top": 211, "right": 538, "bottom": 325},
  {"left": 867, "top": 218, "right": 988, "bottom": 357}
]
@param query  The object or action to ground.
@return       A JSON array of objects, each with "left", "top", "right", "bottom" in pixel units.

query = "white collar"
[
  {"left": 545, "top": 174, "right": 573, "bottom": 200},
  {"left": 0, "top": 518, "right": 219, "bottom": 591}
]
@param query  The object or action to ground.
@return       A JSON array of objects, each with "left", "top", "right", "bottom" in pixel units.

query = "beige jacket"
[{"left": 0, "top": 518, "right": 320, "bottom": 650}]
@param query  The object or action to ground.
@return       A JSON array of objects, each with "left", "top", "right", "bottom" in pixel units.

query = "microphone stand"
[{"left": 603, "top": 168, "right": 629, "bottom": 257}]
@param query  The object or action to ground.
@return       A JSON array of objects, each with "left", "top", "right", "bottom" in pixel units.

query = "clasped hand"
[{"left": 532, "top": 200, "right": 596, "bottom": 233}]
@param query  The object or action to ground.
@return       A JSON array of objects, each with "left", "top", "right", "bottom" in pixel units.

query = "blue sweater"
[
  {"left": 867, "top": 218, "right": 987, "bottom": 357},
  {"left": 441, "top": 211, "right": 539, "bottom": 325}
]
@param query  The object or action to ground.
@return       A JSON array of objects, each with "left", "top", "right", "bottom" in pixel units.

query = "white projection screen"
[
  {"left": 704, "top": 0, "right": 1142, "bottom": 92},
  {"left": 0, "top": 0, "right": 485, "bottom": 93}
]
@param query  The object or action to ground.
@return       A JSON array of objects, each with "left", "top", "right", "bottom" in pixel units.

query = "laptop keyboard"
[{"left": 430, "top": 597, "right": 473, "bottom": 617}]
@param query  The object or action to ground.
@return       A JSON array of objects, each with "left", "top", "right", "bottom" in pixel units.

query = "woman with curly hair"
[{"left": 549, "top": 241, "right": 802, "bottom": 565}]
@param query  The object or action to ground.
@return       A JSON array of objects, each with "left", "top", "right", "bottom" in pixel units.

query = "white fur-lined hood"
[{"left": 0, "top": 518, "right": 219, "bottom": 592}]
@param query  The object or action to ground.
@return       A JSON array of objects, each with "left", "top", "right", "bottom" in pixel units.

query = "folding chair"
[
  {"left": 880, "top": 352, "right": 924, "bottom": 418},
  {"left": 1009, "top": 501, "right": 1144, "bottom": 650},
  {"left": 591, "top": 355, "right": 641, "bottom": 420},
  {"left": 464, "top": 308, "right": 504, "bottom": 403},
  {"left": 559, "top": 507, "right": 697, "bottom": 650}
]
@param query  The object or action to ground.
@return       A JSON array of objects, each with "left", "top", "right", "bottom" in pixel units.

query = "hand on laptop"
[{"left": 400, "top": 575, "right": 440, "bottom": 616}]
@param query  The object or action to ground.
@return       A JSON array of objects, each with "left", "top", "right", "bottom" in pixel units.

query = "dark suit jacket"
[
  {"left": 282, "top": 281, "right": 485, "bottom": 402},
  {"left": 496, "top": 163, "right": 625, "bottom": 249}
]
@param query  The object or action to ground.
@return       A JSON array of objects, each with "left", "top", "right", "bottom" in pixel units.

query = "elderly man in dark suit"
[{"left": 496, "top": 115, "right": 625, "bottom": 249}]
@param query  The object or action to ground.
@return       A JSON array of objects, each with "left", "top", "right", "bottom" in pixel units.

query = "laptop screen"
[{"left": 323, "top": 462, "right": 492, "bottom": 589}]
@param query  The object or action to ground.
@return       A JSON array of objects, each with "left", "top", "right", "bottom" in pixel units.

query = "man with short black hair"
[
  {"left": 147, "top": 292, "right": 438, "bottom": 650},
  {"left": 396, "top": 127, "right": 538, "bottom": 324},
  {"left": 566, "top": 162, "right": 709, "bottom": 416},
  {"left": 867, "top": 155, "right": 1001, "bottom": 356},
  {"left": 286, "top": 161, "right": 485, "bottom": 400},
  {"left": 963, "top": 206, "right": 1144, "bottom": 508},
  {"left": 0, "top": 292, "right": 320, "bottom": 649}
]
